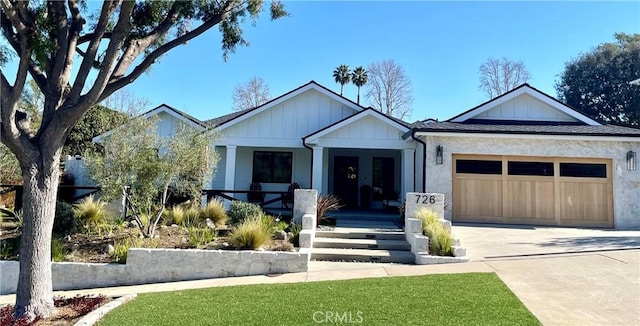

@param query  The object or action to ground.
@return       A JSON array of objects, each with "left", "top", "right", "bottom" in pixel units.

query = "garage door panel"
[
  {"left": 453, "top": 178, "right": 502, "bottom": 218},
  {"left": 560, "top": 182, "right": 611, "bottom": 223},
  {"left": 504, "top": 180, "right": 555, "bottom": 220},
  {"left": 452, "top": 155, "right": 613, "bottom": 228}
]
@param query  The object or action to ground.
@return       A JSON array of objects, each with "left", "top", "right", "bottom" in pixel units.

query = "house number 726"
[{"left": 415, "top": 194, "right": 436, "bottom": 204}]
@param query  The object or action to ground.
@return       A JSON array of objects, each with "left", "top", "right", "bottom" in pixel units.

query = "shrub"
[
  {"left": 260, "top": 214, "right": 277, "bottom": 235},
  {"left": 54, "top": 202, "right": 77, "bottom": 236},
  {"left": 163, "top": 206, "right": 185, "bottom": 226},
  {"left": 288, "top": 222, "right": 302, "bottom": 247},
  {"left": 188, "top": 227, "right": 216, "bottom": 247},
  {"left": 110, "top": 237, "right": 158, "bottom": 264},
  {"left": 183, "top": 206, "right": 202, "bottom": 227},
  {"left": 227, "top": 201, "right": 263, "bottom": 225},
  {"left": 416, "top": 207, "right": 453, "bottom": 256},
  {"left": 74, "top": 196, "right": 107, "bottom": 228},
  {"left": 428, "top": 225, "right": 453, "bottom": 256},
  {"left": 415, "top": 207, "right": 439, "bottom": 226},
  {"left": 275, "top": 220, "right": 288, "bottom": 231},
  {"left": 201, "top": 200, "right": 228, "bottom": 227},
  {"left": 51, "top": 237, "right": 66, "bottom": 262},
  {"left": 230, "top": 216, "right": 271, "bottom": 250},
  {"left": 317, "top": 194, "right": 343, "bottom": 224}
]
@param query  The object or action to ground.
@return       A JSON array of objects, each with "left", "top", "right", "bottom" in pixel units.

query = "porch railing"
[
  {"left": 0, "top": 184, "right": 100, "bottom": 211},
  {"left": 202, "top": 189, "right": 294, "bottom": 213}
]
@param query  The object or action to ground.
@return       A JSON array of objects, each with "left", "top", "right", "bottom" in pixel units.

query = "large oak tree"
[{"left": 0, "top": 0, "right": 286, "bottom": 320}]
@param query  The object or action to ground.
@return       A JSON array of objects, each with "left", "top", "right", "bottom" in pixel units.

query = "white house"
[
  {"left": 413, "top": 84, "right": 640, "bottom": 229},
  {"left": 93, "top": 81, "right": 640, "bottom": 229}
]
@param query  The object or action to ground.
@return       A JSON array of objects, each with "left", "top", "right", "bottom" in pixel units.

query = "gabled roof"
[
  {"left": 210, "top": 80, "right": 367, "bottom": 130},
  {"left": 92, "top": 104, "right": 206, "bottom": 143},
  {"left": 412, "top": 121, "right": 640, "bottom": 137},
  {"left": 303, "top": 108, "right": 410, "bottom": 144},
  {"left": 448, "top": 84, "right": 601, "bottom": 126},
  {"left": 413, "top": 84, "right": 640, "bottom": 139}
]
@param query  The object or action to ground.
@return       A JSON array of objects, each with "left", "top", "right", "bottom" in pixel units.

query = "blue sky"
[{"left": 8, "top": 1, "right": 640, "bottom": 122}]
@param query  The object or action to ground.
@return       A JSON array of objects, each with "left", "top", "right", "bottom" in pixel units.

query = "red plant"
[{"left": 0, "top": 295, "right": 106, "bottom": 325}]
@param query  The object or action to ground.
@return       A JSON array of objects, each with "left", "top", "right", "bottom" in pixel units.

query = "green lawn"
[{"left": 99, "top": 273, "right": 539, "bottom": 326}]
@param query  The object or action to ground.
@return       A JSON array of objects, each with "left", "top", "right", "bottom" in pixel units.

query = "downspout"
[
  {"left": 302, "top": 137, "right": 314, "bottom": 189},
  {"left": 411, "top": 131, "right": 427, "bottom": 193}
]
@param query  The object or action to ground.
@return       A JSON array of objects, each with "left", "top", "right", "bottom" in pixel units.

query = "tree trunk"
[{"left": 14, "top": 155, "right": 60, "bottom": 320}]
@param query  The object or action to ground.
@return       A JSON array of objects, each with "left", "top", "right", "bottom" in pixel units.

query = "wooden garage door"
[{"left": 452, "top": 155, "right": 613, "bottom": 227}]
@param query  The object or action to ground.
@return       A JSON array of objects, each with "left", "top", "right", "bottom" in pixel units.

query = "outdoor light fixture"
[
  {"left": 627, "top": 150, "right": 637, "bottom": 171},
  {"left": 436, "top": 145, "right": 443, "bottom": 165}
]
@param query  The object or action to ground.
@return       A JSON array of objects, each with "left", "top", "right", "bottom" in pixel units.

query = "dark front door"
[{"left": 333, "top": 156, "right": 359, "bottom": 208}]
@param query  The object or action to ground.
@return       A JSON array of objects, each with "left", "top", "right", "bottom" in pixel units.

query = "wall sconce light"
[
  {"left": 627, "top": 150, "right": 637, "bottom": 171},
  {"left": 436, "top": 145, "right": 443, "bottom": 165}
]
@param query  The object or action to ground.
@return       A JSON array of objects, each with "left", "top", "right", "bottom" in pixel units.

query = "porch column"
[
  {"left": 312, "top": 146, "right": 324, "bottom": 192},
  {"left": 225, "top": 145, "right": 237, "bottom": 192},
  {"left": 402, "top": 148, "right": 415, "bottom": 199}
]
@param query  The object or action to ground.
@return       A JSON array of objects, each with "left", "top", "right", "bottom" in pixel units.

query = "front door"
[{"left": 333, "top": 156, "right": 359, "bottom": 208}]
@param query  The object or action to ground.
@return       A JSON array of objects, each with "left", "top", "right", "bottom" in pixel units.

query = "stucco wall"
[
  {"left": 423, "top": 135, "right": 640, "bottom": 229},
  {"left": 0, "top": 248, "right": 310, "bottom": 294}
]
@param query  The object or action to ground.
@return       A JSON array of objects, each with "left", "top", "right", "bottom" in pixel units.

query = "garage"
[{"left": 452, "top": 154, "right": 613, "bottom": 227}]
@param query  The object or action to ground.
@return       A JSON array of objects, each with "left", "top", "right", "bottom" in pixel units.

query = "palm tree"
[
  {"left": 333, "top": 64, "right": 351, "bottom": 95},
  {"left": 351, "top": 66, "right": 368, "bottom": 105}
]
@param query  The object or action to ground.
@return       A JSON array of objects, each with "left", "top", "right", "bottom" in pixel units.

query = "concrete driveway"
[
  {"left": 452, "top": 223, "right": 640, "bottom": 325},
  {"left": 452, "top": 223, "right": 640, "bottom": 261}
]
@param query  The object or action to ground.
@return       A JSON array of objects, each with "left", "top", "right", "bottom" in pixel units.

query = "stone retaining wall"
[{"left": 0, "top": 248, "right": 310, "bottom": 295}]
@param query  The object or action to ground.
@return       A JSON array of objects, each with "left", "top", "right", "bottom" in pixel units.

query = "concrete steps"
[
  {"left": 315, "top": 228, "right": 405, "bottom": 240},
  {"left": 311, "top": 248, "right": 415, "bottom": 264},
  {"left": 312, "top": 227, "right": 414, "bottom": 264},
  {"left": 313, "top": 237, "right": 411, "bottom": 250}
]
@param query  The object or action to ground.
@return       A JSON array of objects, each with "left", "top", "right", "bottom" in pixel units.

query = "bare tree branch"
[
  {"left": 479, "top": 57, "right": 531, "bottom": 99},
  {"left": 366, "top": 59, "right": 413, "bottom": 119},
  {"left": 232, "top": 76, "right": 271, "bottom": 110}
]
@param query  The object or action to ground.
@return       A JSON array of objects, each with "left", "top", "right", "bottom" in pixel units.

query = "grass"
[
  {"left": 201, "top": 200, "right": 228, "bottom": 227},
  {"left": 98, "top": 273, "right": 539, "bottom": 326},
  {"left": 229, "top": 216, "right": 271, "bottom": 249}
]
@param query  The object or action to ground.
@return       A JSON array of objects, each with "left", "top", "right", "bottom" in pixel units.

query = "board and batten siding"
[
  {"left": 156, "top": 111, "right": 186, "bottom": 138},
  {"left": 311, "top": 115, "right": 411, "bottom": 149},
  {"left": 423, "top": 135, "right": 640, "bottom": 229},
  {"left": 216, "top": 89, "right": 356, "bottom": 146},
  {"left": 474, "top": 93, "right": 578, "bottom": 122}
]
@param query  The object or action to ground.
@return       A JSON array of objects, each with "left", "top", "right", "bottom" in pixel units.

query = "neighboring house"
[{"left": 93, "top": 81, "right": 640, "bottom": 229}]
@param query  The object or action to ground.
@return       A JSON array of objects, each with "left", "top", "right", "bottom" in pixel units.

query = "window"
[
  {"left": 455, "top": 159, "right": 502, "bottom": 175},
  {"left": 560, "top": 163, "right": 607, "bottom": 178},
  {"left": 372, "top": 157, "right": 395, "bottom": 201},
  {"left": 508, "top": 161, "right": 554, "bottom": 176},
  {"left": 252, "top": 151, "right": 292, "bottom": 183}
]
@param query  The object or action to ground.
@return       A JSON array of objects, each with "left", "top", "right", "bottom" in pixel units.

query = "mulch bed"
[{"left": 0, "top": 295, "right": 108, "bottom": 326}]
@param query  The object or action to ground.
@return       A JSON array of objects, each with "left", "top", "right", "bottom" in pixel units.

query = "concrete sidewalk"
[{"left": 0, "top": 260, "right": 493, "bottom": 306}]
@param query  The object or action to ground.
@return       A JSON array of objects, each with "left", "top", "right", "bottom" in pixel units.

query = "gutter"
[
  {"left": 301, "top": 137, "right": 314, "bottom": 189},
  {"left": 411, "top": 131, "right": 427, "bottom": 193}
]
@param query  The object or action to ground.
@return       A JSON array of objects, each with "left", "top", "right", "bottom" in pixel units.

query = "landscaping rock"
[
  {"left": 63, "top": 235, "right": 72, "bottom": 242},
  {"left": 72, "top": 243, "right": 80, "bottom": 251},
  {"left": 106, "top": 244, "right": 115, "bottom": 255},
  {"left": 274, "top": 230, "right": 287, "bottom": 241},
  {"left": 205, "top": 218, "right": 216, "bottom": 229}
]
